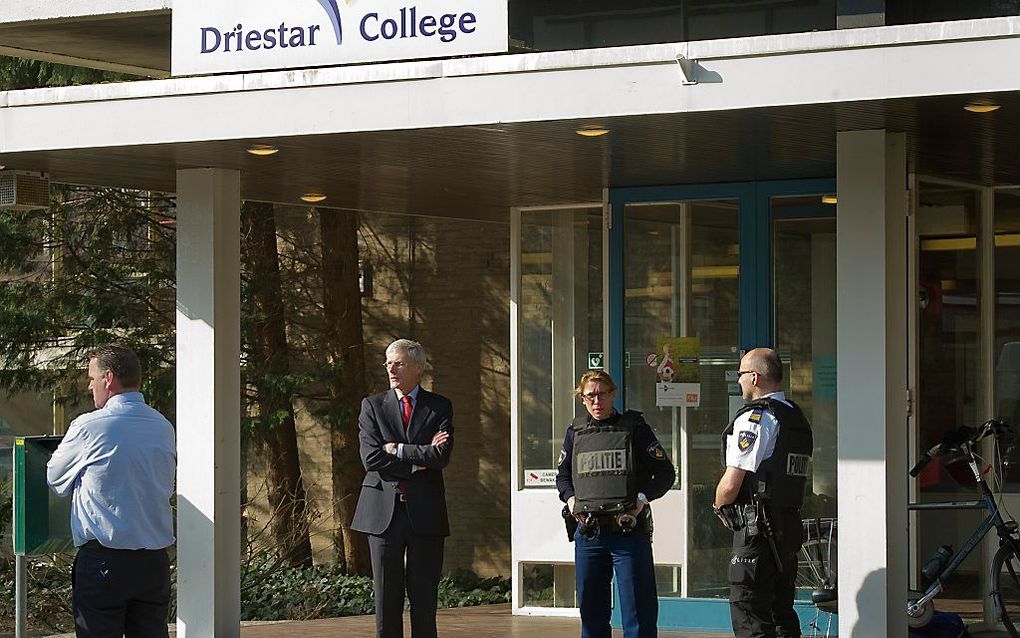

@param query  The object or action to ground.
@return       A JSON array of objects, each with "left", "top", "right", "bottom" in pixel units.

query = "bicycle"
[
  {"left": 797, "top": 517, "right": 837, "bottom": 637},
  {"left": 907, "top": 418, "right": 1020, "bottom": 634}
]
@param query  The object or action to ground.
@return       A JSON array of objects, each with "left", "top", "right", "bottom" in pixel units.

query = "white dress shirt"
[
  {"left": 47, "top": 392, "right": 176, "bottom": 549},
  {"left": 724, "top": 391, "right": 792, "bottom": 472}
]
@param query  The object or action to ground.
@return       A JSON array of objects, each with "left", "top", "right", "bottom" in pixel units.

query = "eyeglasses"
[
  {"left": 383, "top": 361, "right": 409, "bottom": 370},
  {"left": 581, "top": 390, "right": 614, "bottom": 403},
  {"left": 736, "top": 370, "right": 756, "bottom": 378}
]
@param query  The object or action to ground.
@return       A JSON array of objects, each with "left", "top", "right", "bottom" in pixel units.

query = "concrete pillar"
[
  {"left": 175, "top": 168, "right": 241, "bottom": 638},
  {"left": 836, "top": 130, "right": 908, "bottom": 638}
]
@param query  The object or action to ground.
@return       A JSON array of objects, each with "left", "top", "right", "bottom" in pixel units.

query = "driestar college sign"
[{"left": 171, "top": 0, "right": 508, "bottom": 76}]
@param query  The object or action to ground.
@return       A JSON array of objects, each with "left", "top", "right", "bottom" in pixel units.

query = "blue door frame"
[{"left": 606, "top": 178, "right": 836, "bottom": 632}]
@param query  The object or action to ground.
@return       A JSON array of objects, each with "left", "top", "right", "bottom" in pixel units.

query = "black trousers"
[
  {"left": 367, "top": 502, "right": 445, "bottom": 638},
  {"left": 72, "top": 543, "right": 171, "bottom": 638},
  {"left": 728, "top": 513, "right": 803, "bottom": 638}
]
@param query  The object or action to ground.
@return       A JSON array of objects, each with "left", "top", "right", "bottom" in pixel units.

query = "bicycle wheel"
[
  {"left": 798, "top": 518, "right": 837, "bottom": 637},
  {"left": 993, "top": 541, "right": 1020, "bottom": 638}
]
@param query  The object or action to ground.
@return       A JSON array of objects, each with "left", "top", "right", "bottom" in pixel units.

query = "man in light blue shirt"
[{"left": 47, "top": 344, "right": 176, "bottom": 638}]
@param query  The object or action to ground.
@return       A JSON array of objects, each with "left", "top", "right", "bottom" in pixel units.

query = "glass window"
[
  {"left": 623, "top": 200, "right": 739, "bottom": 598},
  {"left": 521, "top": 563, "right": 576, "bottom": 607},
  {"left": 887, "top": 0, "right": 1020, "bottom": 24},
  {"left": 995, "top": 190, "right": 1020, "bottom": 481},
  {"left": 508, "top": 0, "right": 835, "bottom": 53},
  {"left": 518, "top": 207, "right": 603, "bottom": 487},
  {"left": 914, "top": 183, "right": 984, "bottom": 610},
  {"left": 655, "top": 565, "right": 683, "bottom": 598},
  {"left": 772, "top": 196, "right": 838, "bottom": 519}
]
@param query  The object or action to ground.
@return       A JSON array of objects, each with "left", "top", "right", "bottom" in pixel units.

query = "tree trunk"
[
  {"left": 242, "top": 200, "right": 313, "bottom": 568},
  {"left": 318, "top": 209, "right": 372, "bottom": 576}
]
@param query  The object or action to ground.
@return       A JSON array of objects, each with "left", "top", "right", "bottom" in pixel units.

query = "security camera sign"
[{"left": 172, "top": 0, "right": 508, "bottom": 75}]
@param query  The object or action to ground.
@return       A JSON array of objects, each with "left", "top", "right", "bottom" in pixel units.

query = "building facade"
[{"left": 4, "top": 1, "right": 1020, "bottom": 636}]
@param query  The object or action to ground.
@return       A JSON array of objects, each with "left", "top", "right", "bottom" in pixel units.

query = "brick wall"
[{"left": 259, "top": 207, "right": 511, "bottom": 578}]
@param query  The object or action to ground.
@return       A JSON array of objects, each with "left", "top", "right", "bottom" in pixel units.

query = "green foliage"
[
  {"left": 0, "top": 55, "right": 130, "bottom": 91},
  {"left": 0, "top": 186, "right": 177, "bottom": 419},
  {"left": 239, "top": 560, "right": 510, "bottom": 621},
  {"left": 0, "top": 545, "right": 509, "bottom": 633}
]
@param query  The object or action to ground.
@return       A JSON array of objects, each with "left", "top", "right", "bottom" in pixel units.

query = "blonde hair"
[{"left": 574, "top": 369, "right": 617, "bottom": 399}]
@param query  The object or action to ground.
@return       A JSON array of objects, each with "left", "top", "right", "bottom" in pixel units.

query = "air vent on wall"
[{"left": 0, "top": 171, "right": 50, "bottom": 211}]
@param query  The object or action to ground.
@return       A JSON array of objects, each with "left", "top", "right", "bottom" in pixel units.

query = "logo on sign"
[{"left": 316, "top": 0, "right": 344, "bottom": 44}]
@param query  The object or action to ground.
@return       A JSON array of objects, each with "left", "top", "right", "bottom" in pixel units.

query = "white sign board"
[
  {"left": 655, "top": 382, "right": 701, "bottom": 408},
  {"left": 172, "top": 0, "right": 508, "bottom": 76},
  {"left": 523, "top": 469, "right": 557, "bottom": 487}
]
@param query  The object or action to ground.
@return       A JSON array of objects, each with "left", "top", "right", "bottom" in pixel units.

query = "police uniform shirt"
[{"left": 724, "top": 391, "right": 791, "bottom": 473}]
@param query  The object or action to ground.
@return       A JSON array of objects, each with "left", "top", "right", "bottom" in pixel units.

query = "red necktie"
[
  {"left": 401, "top": 395, "right": 413, "bottom": 430},
  {"left": 397, "top": 395, "right": 413, "bottom": 495}
]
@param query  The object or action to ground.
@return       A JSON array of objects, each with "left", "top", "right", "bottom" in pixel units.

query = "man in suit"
[{"left": 352, "top": 338, "right": 454, "bottom": 638}]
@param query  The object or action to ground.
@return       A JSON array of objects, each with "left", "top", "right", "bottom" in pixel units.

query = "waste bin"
[{"left": 12, "top": 435, "right": 73, "bottom": 555}]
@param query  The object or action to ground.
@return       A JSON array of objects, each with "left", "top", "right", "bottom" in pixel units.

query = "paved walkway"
[
  {"left": 31, "top": 604, "right": 1010, "bottom": 637},
  {"left": 36, "top": 605, "right": 726, "bottom": 638}
]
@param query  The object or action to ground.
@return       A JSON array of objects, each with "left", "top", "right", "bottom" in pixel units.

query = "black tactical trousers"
[{"left": 728, "top": 512, "right": 803, "bottom": 638}]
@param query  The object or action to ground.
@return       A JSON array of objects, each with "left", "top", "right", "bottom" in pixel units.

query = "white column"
[
  {"left": 836, "top": 130, "right": 908, "bottom": 638},
  {"left": 175, "top": 168, "right": 241, "bottom": 638}
]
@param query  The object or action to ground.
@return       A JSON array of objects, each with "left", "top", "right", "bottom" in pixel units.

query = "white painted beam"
[
  {"left": 836, "top": 130, "right": 909, "bottom": 638},
  {"left": 175, "top": 168, "right": 241, "bottom": 638},
  {"left": 2, "top": 19, "right": 1020, "bottom": 153}
]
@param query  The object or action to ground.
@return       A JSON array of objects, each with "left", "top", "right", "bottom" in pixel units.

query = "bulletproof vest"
[
  {"left": 721, "top": 397, "right": 813, "bottom": 509},
  {"left": 571, "top": 411, "right": 641, "bottom": 514}
]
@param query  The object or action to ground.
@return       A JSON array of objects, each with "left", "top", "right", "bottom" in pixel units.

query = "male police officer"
[
  {"left": 557, "top": 370, "right": 675, "bottom": 638},
  {"left": 714, "top": 348, "right": 813, "bottom": 638}
]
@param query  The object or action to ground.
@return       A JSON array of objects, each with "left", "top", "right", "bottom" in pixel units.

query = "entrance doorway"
[{"left": 509, "top": 179, "right": 838, "bottom": 630}]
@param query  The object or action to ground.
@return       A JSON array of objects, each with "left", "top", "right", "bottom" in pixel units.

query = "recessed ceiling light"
[
  {"left": 964, "top": 99, "right": 1001, "bottom": 114},
  {"left": 821, "top": 194, "right": 837, "bottom": 205},
  {"left": 246, "top": 144, "right": 280, "bottom": 156},
  {"left": 576, "top": 125, "right": 609, "bottom": 137},
  {"left": 300, "top": 193, "right": 327, "bottom": 203}
]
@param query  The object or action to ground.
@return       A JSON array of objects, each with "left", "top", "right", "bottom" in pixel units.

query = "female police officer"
[{"left": 556, "top": 370, "right": 676, "bottom": 638}]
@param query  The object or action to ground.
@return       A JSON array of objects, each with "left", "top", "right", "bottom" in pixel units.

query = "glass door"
[
  {"left": 612, "top": 186, "right": 750, "bottom": 599},
  {"left": 609, "top": 179, "right": 837, "bottom": 621}
]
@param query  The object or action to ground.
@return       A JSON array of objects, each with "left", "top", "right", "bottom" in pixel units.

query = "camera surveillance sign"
[{"left": 172, "top": 0, "right": 508, "bottom": 75}]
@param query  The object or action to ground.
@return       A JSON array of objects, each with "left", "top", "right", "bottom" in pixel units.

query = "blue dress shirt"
[{"left": 47, "top": 392, "right": 176, "bottom": 550}]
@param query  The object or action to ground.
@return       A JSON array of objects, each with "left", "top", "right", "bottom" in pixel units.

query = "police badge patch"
[
  {"left": 647, "top": 441, "right": 667, "bottom": 461},
  {"left": 737, "top": 431, "right": 757, "bottom": 452}
]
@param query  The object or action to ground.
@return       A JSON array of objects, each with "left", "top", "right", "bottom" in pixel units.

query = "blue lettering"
[
  {"left": 361, "top": 13, "right": 379, "bottom": 41},
  {"left": 419, "top": 15, "right": 436, "bottom": 37},
  {"left": 199, "top": 22, "right": 323, "bottom": 53},
  {"left": 288, "top": 26, "right": 308, "bottom": 48},
  {"left": 438, "top": 14, "right": 456, "bottom": 43},
  {"left": 245, "top": 30, "right": 262, "bottom": 50},
  {"left": 356, "top": 7, "right": 479, "bottom": 44},
  {"left": 200, "top": 27, "right": 221, "bottom": 53}
]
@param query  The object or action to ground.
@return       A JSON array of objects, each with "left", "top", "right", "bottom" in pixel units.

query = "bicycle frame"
[{"left": 907, "top": 448, "right": 1020, "bottom": 613}]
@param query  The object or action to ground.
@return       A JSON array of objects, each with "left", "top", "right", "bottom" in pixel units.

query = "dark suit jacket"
[{"left": 351, "top": 388, "right": 454, "bottom": 537}]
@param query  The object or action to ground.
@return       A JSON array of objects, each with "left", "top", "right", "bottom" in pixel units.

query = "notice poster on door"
[{"left": 650, "top": 337, "right": 701, "bottom": 407}]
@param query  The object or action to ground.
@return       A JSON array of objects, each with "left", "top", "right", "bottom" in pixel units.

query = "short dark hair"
[{"left": 88, "top": 344, "right": 142, "bottom": 389}]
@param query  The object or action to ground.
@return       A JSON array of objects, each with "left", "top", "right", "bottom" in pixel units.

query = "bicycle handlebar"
[{"left": 909, "top": 419, "right": 1012, "bottom": 478}]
